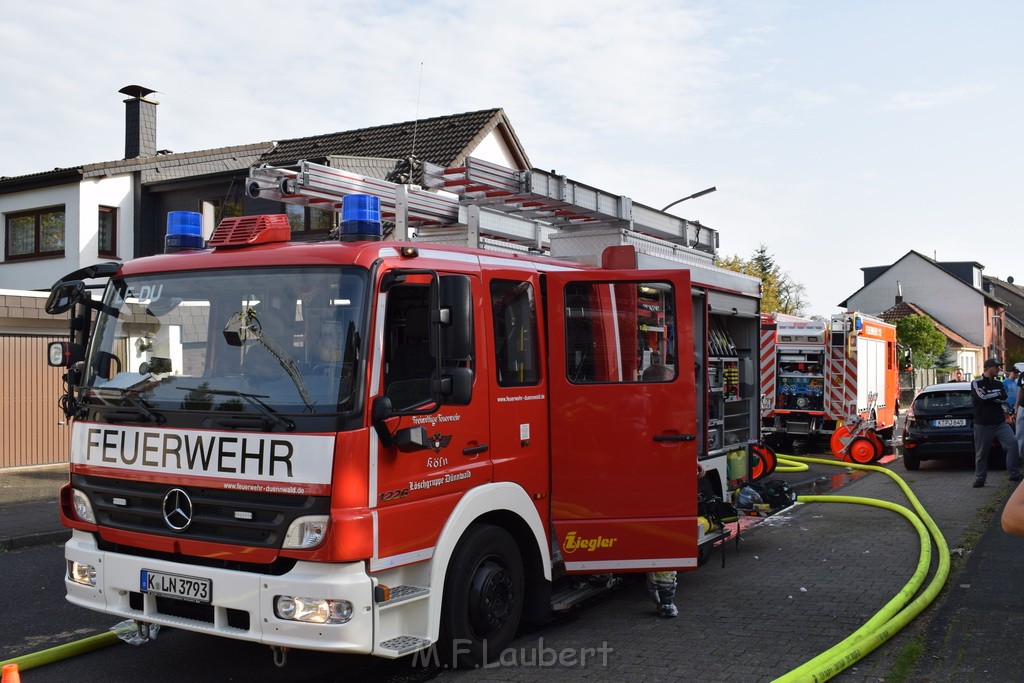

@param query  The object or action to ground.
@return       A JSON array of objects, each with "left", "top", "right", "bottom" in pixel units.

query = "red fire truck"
[
  {"left": 760, "top": 311, "right": 899, "bottom": 461},
  {"left": 759, "top": 313, "right": 828, "bottom": 445},
  {"left": 824, "top": 311, "right": 900, "bottom": 462},
  {"left": 45, "top": 156, "right": 778, "bottom": 667}
]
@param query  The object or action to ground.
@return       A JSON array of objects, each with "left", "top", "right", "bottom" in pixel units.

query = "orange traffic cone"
[{"left": 2, "top": 664, "right": 20, "bottom": 683}]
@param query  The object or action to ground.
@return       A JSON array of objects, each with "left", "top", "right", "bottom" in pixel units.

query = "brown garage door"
[{"left": 1, "top": 335, "right": 71, "bottom": 468}]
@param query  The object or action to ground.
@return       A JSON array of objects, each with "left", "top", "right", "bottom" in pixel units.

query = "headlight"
[
  {"left": 68, "top": 560, "right": 97, "bottom": 586},
  {"left": 282, "top": 515, "right": 329, "bottom": 549},
  {"left": 274, "top": 595, "right": 353, "bottom": 624},
  {"left": 72, "top": 489, "right": 96, "bottom": 523}
]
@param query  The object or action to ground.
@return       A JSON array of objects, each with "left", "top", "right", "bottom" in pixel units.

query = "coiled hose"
[{"left": 771, "top": 454, "right": 950, "bottom": 683}]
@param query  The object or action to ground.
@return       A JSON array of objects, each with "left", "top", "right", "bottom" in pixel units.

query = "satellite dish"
[{"left": 1009, "top": 276, "right": 1015, "bottom": 284}]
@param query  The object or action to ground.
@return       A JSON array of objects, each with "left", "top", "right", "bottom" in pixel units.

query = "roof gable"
[
  {"left": 841, "top": 250, "right": 1001, "bottom": 308},
  {"left": 258, "top": 108, "right": 529, "bottom": 169}
]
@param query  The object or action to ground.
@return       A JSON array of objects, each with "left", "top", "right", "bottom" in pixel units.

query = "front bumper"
[{"left": 64, "top": 530, "right": 374, "bottom": 652}]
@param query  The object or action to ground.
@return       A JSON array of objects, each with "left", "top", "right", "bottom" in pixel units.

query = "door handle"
[
  {"left": 653, "top": 434, "right": 696, "bottom": 442},
  {"left": 463, "top": 444, "right": 489, "bottom": 455}
]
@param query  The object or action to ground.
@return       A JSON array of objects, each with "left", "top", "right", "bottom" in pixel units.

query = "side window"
[
  {"left": 491, "top": 279, "right": 540, "bottom": 387},
  {"left": 384, "top": 284, "right": 434, "bottom": 409},
  {"left": 564, "top": 281, "right": 677, "bottom": 384}
]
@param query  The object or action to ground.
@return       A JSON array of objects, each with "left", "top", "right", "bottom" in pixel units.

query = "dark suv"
[{"left": 901, "top": 381, "right": 996, "bottom": 470}]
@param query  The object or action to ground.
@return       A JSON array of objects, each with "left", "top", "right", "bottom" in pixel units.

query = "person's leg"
[
  {"left": 974, "top": 424, "right": 992, "bottom": 486},
  {"left": 998, "top": 423, "right": 1023, "bottom": 479},
  {"left": 1016, "top": 413, "right": 1024, "bottom": 465},
  {"left": 646, "top": 571, "right": 678, "bottom": 618}
]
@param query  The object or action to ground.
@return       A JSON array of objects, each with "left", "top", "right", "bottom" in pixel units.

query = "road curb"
[{"left": 0, "top": 529, "right": 71, "bottom": 551}]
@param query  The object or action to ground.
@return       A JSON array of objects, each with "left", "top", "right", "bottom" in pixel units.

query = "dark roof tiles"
[{"left": 260, "top": 108, "right": 512, "bottom": 167}]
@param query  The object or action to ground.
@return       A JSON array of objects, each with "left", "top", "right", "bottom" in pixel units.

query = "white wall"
[
  {"left": 80, "top": 174, "right": 133, "bottom": 264},
  {"left": 845, "top": 253, "right": 986, "bottom": 345},
  {"left": 0, "top": 174, "right": 131, "bottom": 291},
  {"left": 0, "top": 183, "right": 80, "bottom": 290},
  {"left": 471, "top": 132, "right": 520, "bottom": 168}
]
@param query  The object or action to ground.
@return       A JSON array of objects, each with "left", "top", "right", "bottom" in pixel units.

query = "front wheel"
[{"left": 437, "top": 524, "right": 524, "bottom": 668}]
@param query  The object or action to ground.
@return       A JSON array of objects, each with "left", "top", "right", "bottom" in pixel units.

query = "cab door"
[{"left": 546, "top": 270, "right": 698, "bottom": 573}]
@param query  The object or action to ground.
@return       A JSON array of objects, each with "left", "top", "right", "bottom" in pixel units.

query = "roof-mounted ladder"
[{"left": 246, "top": 156, "right": 718, "bottom": 258}]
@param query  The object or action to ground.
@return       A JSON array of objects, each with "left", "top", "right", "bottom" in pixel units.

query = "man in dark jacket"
[{"left": 971, "top": 358, "right": 1022, "bottom": 487}]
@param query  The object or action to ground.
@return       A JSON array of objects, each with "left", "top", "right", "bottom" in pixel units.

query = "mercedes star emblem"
[{"left": 162, "top": 488, "right": 194, "bottom": 531}]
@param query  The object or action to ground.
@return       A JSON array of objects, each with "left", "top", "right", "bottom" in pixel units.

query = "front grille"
[
  {"left": 74, "top": 474, "right": 329, "bottom": 548},
  {"left": 129, "top": 591, "right": 250, "bottom": 630}
]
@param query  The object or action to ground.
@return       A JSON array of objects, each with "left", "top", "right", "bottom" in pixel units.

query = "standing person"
[
  {"left": 1004, "top": 366, "right": 1020, "bottom": 412},
  {"left": 971, "top": 358, "right": 1022, "bottom": 487},
  {"left": 954, "top": 368, "right": 964, "bottom": 382},
  {"left": 646, "top": 461, "right": 705, "bottom": 618}
]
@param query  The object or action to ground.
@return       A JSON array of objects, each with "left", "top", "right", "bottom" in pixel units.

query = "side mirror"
[
  {"left": 371, "top": 396, "right": 394, "bottom": 447},
  {"left": 438, "top": 276, "right": 472, "bottom": 360},
  {"left": 45, "top": 281, "right": 86, "bottom": 315},
  {"left": 439, "top": 367, "right": 473, "bottom": 406},
  {"left": 394, "top": 426, "right": 429, "bottom": 453},
  {"left": 47, "top": 341, "right": 85, "bottom": 367}
]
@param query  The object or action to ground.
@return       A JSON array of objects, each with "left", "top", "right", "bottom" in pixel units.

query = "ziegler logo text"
[{"left": 562, "top": 531, "right": 617, "bottom": 554}]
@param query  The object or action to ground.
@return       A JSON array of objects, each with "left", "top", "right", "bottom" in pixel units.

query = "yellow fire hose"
[
  {"left": 0, "top": 631, "right": 120, "bottom": 672},
  {"left": 771, "top": 454, "right": 950, "bottom": 683}
]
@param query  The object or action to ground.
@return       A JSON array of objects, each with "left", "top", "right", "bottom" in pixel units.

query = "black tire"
[
  {"left": 903, "top": 448, "right": 920, "bottom": 470},
  {"left": 698, "top": 542, "right": 714, "bottom": 567},
  {"left": 437, "top": 524, "right": 524, "bottom": 668}
]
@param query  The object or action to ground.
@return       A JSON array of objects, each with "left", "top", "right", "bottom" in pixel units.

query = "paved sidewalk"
[{"left": 0, "top": 463, "right": 70, "bottom": 550}]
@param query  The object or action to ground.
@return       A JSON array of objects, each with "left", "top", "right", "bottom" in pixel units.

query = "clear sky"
[{"left": 2, "top": 1, "right": 1021, "bottom": 316}]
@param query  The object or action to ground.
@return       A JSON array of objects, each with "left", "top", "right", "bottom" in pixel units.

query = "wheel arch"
[{"left": 425, "top": 482, "right": 551, "bottom": 643}]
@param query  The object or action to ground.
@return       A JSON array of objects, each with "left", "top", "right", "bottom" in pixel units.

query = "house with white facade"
[
  {"left": 840, "top": 250, "right": 1007, "bottom": 363},
  {"left": 1, "top": 85, "right": 531, "bottom": 294}
]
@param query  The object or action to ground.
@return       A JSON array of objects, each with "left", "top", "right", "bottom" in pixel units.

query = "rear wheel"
[
  {"left": 437, "top": 524, "right": 524, "bottom": 668},
  {"left": 902, "top": 448, "right": 920, "bottom": 470}
]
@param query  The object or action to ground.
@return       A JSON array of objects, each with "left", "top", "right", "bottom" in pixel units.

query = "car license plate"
[
  {"left": 141, "top": 569, "right": 212, "bottom": 604},
  {"left": 933, "top": 418, "right": 966, "bottom": 427}
]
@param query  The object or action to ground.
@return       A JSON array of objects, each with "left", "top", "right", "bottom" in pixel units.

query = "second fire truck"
[{"left": 760, "top": 311, "right": 899, "bottom": 461}]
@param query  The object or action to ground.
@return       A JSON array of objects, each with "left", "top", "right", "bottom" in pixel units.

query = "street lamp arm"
[{"left": 661, "top": 186, "right": 717, "bottom": 213}]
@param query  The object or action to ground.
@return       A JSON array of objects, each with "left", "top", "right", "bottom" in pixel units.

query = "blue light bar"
[
  {"left": 340, "top": 194, "right": 382, "bottom": 242},
  {"left": 165, "top": 211, "right": 204, "bottom": 253}
]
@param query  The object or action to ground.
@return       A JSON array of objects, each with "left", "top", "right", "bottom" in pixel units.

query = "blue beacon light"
[
  {"left": 165, "top": 211, "right": 204, "bottom": 253},
  {"left": 340, "top": 194, "right": 382, "bottom": 242}
]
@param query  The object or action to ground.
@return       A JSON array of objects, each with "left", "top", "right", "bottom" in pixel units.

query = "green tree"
[
  {"left": 716, "top": 245, "right": 807, "bottom": 315},
  {"left": 895, "top": 315, "right": 947, "bottom": 368},
  {"left": 934, "top": 345, "right": 957, "bottom": 369}
]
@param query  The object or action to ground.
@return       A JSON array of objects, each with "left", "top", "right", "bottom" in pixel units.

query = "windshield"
[{"left": 83, "top": 267, "right": 367, "bottom": 416}]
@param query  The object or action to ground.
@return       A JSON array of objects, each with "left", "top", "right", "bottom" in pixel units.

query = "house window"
[
  {"left": 284, "top": 205, "right": 336, "bottom": 237},
  {"left": 98, "top": 206, "right": 117, "bottom": 257},
  {"left": 200, "top": 197, "right": 243, "bottom": 240},
  {"left": 5, "top": 205, "right": 65, "bottom": 260}
]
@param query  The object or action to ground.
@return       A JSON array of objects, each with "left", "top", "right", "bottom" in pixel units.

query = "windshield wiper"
[
  {"left": 88, "top": 385, "right": 165, "bottom": 424},
  {"left": 177, "top": 387, "right": 295, "bottom": 432}
]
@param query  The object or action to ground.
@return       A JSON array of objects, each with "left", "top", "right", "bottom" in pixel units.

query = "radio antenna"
[{"left": 411, "top": 61, "right": 424, "bottom": 158}]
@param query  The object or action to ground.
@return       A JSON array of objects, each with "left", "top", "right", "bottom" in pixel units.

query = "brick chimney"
[
  {"left": 895, "top": 280, "right": 904, "bottom": 305},
  {"left": 119, "top": 85, "right": 158, "bottom": 159}
]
